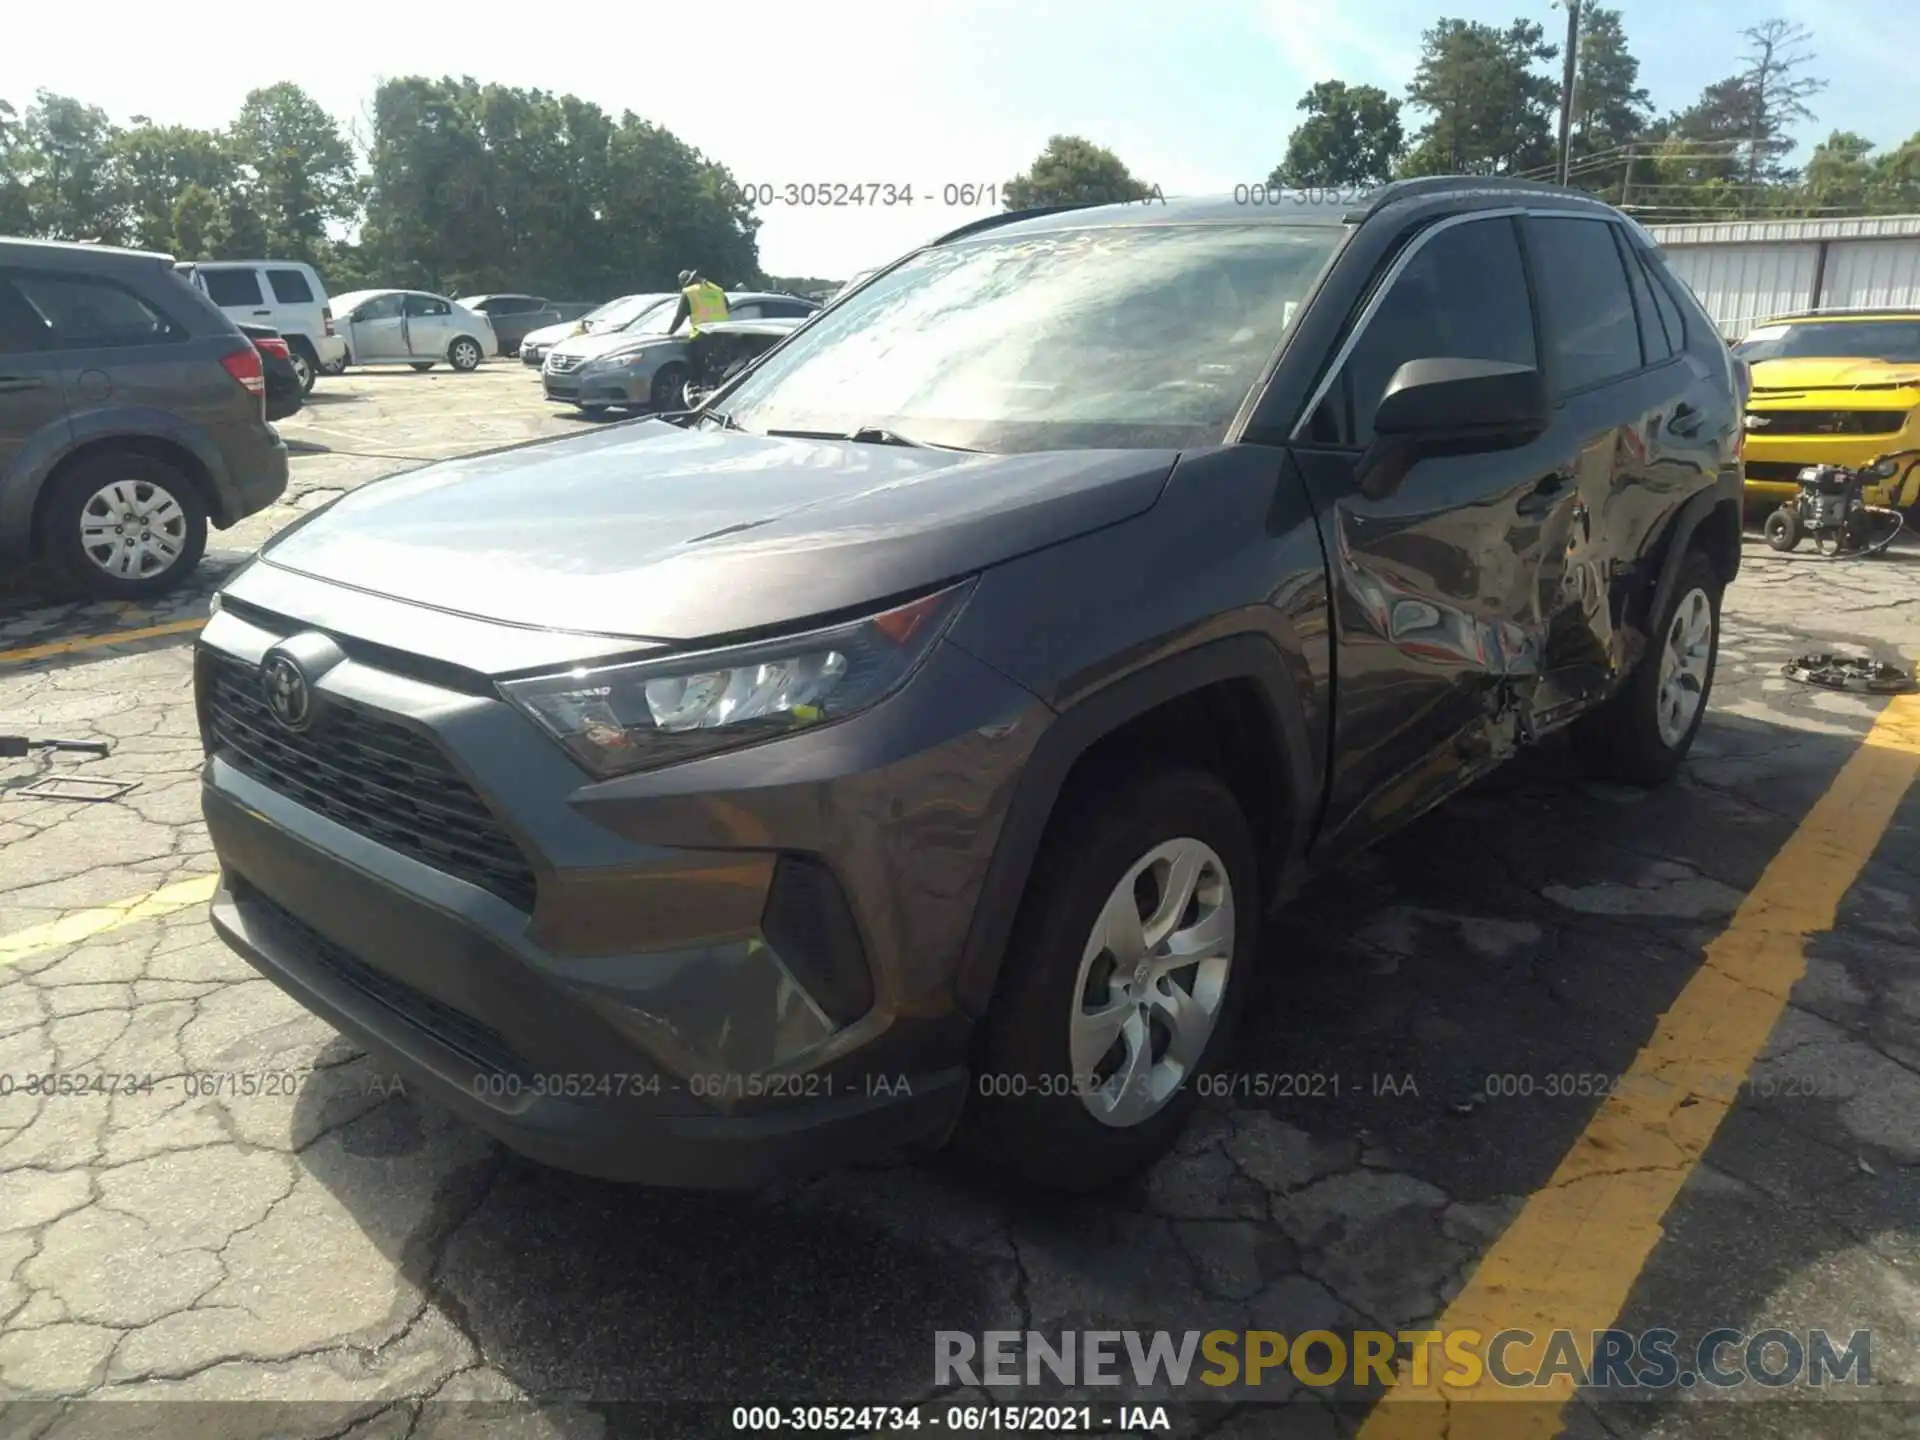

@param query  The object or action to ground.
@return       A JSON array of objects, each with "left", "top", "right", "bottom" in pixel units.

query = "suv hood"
[
  {"left": 1748, "top": 356, "right": 1920, "bottom": 395},
  {"left": 258, "top": 422, "right": 1176, "bottom": 643}
]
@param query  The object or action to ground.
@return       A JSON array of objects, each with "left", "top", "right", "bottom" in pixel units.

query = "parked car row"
[{"left": 535, "top": 289, "right": 823, "bottom": 416}]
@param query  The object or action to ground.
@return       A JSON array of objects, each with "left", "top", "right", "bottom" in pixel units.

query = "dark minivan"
[
  {"left": 196, "top": 180, "right": 1743, "bottom": 1192},
  {"left": 1, "top": 238, "right": 289, "bottom": 598}
]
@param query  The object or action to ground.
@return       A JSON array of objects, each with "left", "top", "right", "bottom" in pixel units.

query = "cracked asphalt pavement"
[{"left": 2, "top": 366, "right": 1919, "bottom": 1439}]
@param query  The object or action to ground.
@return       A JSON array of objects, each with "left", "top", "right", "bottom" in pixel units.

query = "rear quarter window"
[
  {"left": 201, "top": 268, "right": 265, "bottom": 308},
  {"left": 267, "top": 268, "right": 316, "bottom": 304},
  {"left": 9, "top": 271, "right": 188, "bottom": 349}
]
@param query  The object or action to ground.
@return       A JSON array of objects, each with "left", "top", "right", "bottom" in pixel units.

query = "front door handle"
[
  {"left": 1517, "top": 472, "right": 1572, "bottom": 518},
  {"left": 0, "top": 374, "right": 47, "bottom": 393},
  {"left": 251, "top": 308, "right": 272, "bottom": 316},
  {"left": 1667, "top": 403, "right": 1704, "bottom": 437}
]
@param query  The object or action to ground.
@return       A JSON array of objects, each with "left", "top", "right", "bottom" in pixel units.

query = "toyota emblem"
[{"left": 261, "top": 651, "right": 314, "bottom": 731}]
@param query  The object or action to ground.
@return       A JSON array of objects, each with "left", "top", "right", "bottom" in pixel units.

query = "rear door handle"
[
  {"left": 0, "top": 375, "right": 47, "bottom": 394},
  {"left": 251, "top": 308, "right": 272, "bottom": 317}
]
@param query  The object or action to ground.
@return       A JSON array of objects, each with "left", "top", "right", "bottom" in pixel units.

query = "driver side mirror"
[{"left": 1356, "top": 358, "right": 1553, "bottom": 500}]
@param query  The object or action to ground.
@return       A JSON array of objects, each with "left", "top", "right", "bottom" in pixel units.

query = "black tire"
[
  {"left": 1572, "top": 549, "right": 1722, "bottom": 786},
  {"left": 40, "top": 449, "right": 209, "bottom": 601},
  {"left": 448, "top": 337, "right": 483, "bottom": 372},
  {"left": 410, "top": 361, "right": 435, "bottom": 373},
  {"left": 649, "top": 362, "right": 690, "bottom": 411},
  {"left": 285, "top": 339, "right": 318, "bottom": 395},
  {"left": 579, "top": 404, "right": 609, "bottom": 418},
  {"left": 320, "top": 353, "right": 348, "bottom": 376},
  {"left": 960, "top": 768, "right": 1259, "bottom": 1192},
  {"left": 1763, "top": 507, "right": 1801, "bottom": 552}
]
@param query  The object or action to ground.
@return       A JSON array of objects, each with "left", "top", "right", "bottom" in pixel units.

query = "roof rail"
[
  {"left": 925, "top": 203, "right": 1096, "bottom": 248},
  {"left": 1353, "top": 174, "right": 1601, "bottom": 220}
]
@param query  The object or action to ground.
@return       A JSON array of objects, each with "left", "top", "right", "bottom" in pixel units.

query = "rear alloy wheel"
[
  {"left": 287, "top": 347, "right": 316, "bottom": 395},
  {"left": 961, "top": 768, "right": 1257, "bottom": 1191},
  {"left": 1573, "top": 549, "right": 1722, "bottom": 785},
  {"left": 42, "top": 452, "right": 208, "bottom": 600},
  {"left": 448, "top": 337, "right": 483, "bottom": 372}
]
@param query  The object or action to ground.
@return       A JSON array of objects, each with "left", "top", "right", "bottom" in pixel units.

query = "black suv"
[
  {"left": 195, "top": 180, "right": 1743, "bottom": 1191},
  {"left": 1, "top": 238, "right": 289, "bottom": 599}
]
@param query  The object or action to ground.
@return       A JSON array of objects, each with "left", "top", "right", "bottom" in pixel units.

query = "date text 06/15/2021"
[{"left": 729, "top": 1404, "right": 1172, "bottom": 1432}]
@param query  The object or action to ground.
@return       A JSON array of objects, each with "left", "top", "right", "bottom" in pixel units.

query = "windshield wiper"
[
  {"left": 760, "top": 425, "right": 979, "bottom": 452},
  {"left": 698, "top": 408, "right": 743, "bottom": 431}
]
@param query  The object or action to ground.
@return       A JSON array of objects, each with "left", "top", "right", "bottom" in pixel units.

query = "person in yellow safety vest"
[{"left": 667, "top": 269, "right": 730, "bottom": 337}]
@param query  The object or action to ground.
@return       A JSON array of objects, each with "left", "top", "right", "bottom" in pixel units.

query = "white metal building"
[{"left": 1643, "top": 213, "right": 1920, "bottom": 339}]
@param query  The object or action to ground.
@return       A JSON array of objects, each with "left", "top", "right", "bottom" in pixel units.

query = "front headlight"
[{"left": 499, "top": 583, "right": 972, "bottom": 777}]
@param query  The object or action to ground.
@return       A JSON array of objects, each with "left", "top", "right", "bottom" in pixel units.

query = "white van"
[{"left": 175, "top": 260, "right": 348, "bottom": 393}]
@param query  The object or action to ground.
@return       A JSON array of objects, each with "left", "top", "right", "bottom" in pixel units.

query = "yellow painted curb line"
[
  {"left": 1359, "top": 692, "right": 1920, "bottom": 1438},
  {"left": 0, "top": 873, "right": 218, "bottom": 969},
  {"left": 0, "top": 618, "right": 206, "bottom": 668}
]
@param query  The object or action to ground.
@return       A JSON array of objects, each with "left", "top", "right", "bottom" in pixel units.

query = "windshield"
[
  {"left": 720, "top": 222, "right": 1344, "bottom": 452},
  {"left": 586, "top": 294, "right": 666, "bottom": 331},
  {"left": 619, "top": 300, "right": 679, "bottom": 337},
  {"left": 1734, "top": 319, "right": 1920, "bottom": 364}
]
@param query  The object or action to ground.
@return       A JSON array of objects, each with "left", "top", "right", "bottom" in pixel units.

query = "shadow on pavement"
[{"left": 272, "top": 694, "right": 1919, "bottom": 1429}]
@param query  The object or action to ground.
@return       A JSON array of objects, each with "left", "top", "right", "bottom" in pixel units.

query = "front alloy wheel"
[
  {"left": 962, "top": 768, "right": 1256, "bottom": 1191},
  {"left": 1071, "top": 839, "right": 1234, "bottom": 1128}
]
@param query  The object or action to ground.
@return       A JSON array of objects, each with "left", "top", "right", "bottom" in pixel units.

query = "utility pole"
[{"left": 1554, "top": 0, "right": 1582, "bottom": 186}]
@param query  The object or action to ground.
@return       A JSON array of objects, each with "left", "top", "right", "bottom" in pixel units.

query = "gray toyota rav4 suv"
[
  {"left": 2, "top": 238, "right": 290, "bottom": 598},
  {"left": 196, "top": 179, "right": 1744, "bottom": 1191}
]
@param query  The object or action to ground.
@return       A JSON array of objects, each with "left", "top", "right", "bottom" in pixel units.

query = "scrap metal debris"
[{"left": 1782, "top": 654, "right": 1919, "bottom": 694}]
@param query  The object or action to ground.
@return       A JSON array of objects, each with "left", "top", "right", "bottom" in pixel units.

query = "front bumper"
[
  {"left": 1742, "top": 406, "right": 1920, "bottom": 506},
  {"left": 543, "top": 364, "right": 648, "bottom": 407},
  {"left": 193, "top": 583, "right": 1047, "bottom": 1185}
]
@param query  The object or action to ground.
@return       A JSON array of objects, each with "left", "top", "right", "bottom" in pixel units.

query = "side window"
[
  {"left": 267, "top": 269, "right": 315, "bottom": 304},
  {"left": 404, "top": 294, "right": 451, "bottom": 318},
  {"left": 1613, "top": 228, "right": 1672, "bottom": 363},
  {"left": 201, "top": 268, "right": 265, "bottom": 308},
  {"left": 9, "top": 272, "right": 185, "bottom": 349},
  {"left": 729, "top": 302, "right": 764, "bottom": 320},
  {"left": 0, "top": 275, "right": 51, "bottom": 353},
  {"left": 355, "top": 294, "right": 403, "bottom": 321},
  {"left": 1640, "top": 252, "right": 1688, "bottom": 353},
  {"left": 1308, "top": 216, "right": 1537, "bottom": 447},
  {"left": 1526, "top": 216, "right": 1645, "bottom": 391},
  {"left": 761, "top": 300, "right": 815, "bottom": 319}
]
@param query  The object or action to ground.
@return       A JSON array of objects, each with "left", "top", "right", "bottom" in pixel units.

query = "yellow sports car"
[{"left": 1732, "top": 310, "right": 1920, "bottom": 511}]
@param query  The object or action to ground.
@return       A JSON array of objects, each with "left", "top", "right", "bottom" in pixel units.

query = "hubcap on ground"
[
  {"left": 1070, "top": 837, "right": 1234, "bottom": 1129},
  {"left": 1656, "top": 585, "right": 1713, "bottom": 747},
  {"left": 79, "top": 479, "right": 186, "bottom": 579}
]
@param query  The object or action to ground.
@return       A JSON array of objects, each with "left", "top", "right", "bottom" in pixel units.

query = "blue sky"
[{"left": 5, "top": 0, "right": 1915, "bottom": 280}]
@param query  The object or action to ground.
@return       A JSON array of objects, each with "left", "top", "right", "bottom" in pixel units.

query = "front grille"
[
  {"left": 245, "top": 881, "right": 526, "bottom": 1079},
  {"left": 1746, "top": 461, "right": 1813, "bottom": 483},
  {"left": 546, "top": 353, "right": 583, "bottom": 374},
  {"left": 202, "top": 652, "right": 538, "bottom": 911},
  {"left": 1745, "top": 409, "right": 1906, "bottom": 436}
]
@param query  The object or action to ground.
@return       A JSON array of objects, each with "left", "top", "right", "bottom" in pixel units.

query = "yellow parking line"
[
  {"left": 0, "top": 873, "right": 218, "bottom": 969},
  {"left": 1359, "top": 692, "right": 1920, "bottom": 1439},
  {"left": 0, "top": 618, "right": 206, "bottom": 668}
]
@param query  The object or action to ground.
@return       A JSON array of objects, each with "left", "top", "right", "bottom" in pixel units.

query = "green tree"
[
  {"left": 0, "top": 99, "right": 33, "bottom": 233},
  {"left": 14, "top": 91, "right": 125, "bottom": 241},
  {"left": 1735, "top": 19, "right": 1825, "bottom": 203},
  {"left": 113, "top": 120, "right": 231, "bottom": 252},
  {"left": 1866, "top": 130, "right": 1920, "bottom": 212},
  {"left": 1270, "top": 81, "right": 1404, "bottom": 188},
  {"left": 226, "top": 83, "right": 358, "bottom": 262},
  {"left": 1799, "top": 129, "right": 1874, "bottom": 214},
  {"left": 1565, "top": 7, "right": 1652, "bottom": 197},
  {"left": 1002, "top": 135, "right": 1156, "bottom": 210},
  {"left": 1401, "top": 18, "right": 1560, "bottom": 177}
]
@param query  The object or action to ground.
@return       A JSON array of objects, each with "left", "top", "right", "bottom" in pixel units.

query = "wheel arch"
[
  {"left": 31, "top": 434, "right": 221, "bottom": 553},
  {"left": 952, "top": 634, "right": 1317, "bottom": 1017},
  {"left": 1641, "top": 469, "right": 1742, "bottom": 643}
]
